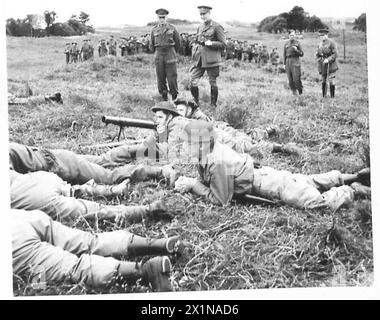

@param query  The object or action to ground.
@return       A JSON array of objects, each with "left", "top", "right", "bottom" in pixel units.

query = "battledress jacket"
[{"left": 316, "top": 38, "right": 338, "bottom": 74}]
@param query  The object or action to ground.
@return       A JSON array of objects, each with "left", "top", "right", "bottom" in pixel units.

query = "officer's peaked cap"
[
  {"left": 198, "top": 5, "right": 212, "bottom": 13},
  {"left": 151, "top": 101, "right": 180, "bottom": 116},
  {"left": 156, "top": 8, "right": 169, "bottom": 15}
]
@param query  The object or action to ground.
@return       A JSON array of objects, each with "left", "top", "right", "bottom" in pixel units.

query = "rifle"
[
  {"left": 102, "top": 115, "right": 156, "bottom": 141},
  {"left": 234, "top": 194, "right": 277, "bottom": 206}
]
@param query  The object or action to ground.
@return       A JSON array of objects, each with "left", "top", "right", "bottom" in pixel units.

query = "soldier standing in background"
[
  {"left": 98, "top": 39, "right": 108, "bottom": 57},
  {"left": 316, "top": 28, "right": 339, "bottom": 98},
  {"left": 283, "top": 29, "right": 304, "bottom": 95},
  {"left": 64, "top": 43, "right": 71, "bottom": 64},
  {"left": 225, "top": 37, "right": 235, "bottom": 60},
  {"left": 120, "top": 38, "right": 128, "bottom": 56},
  {"left": 190, "top": 5, "right": 226, "bottom": 107},
  {"left": 81, "top": 39, "right": 91, "bottom": 61},
  {"left": 260, "top": 45, "right": 269, "bottom": 65},
  {"left": 70, "top": 42, "right": 80, "bottom": 63},
  {"left": 270, "top": 48, "right": 280, "bottom": 66},
  {"left": 150, "top": 8, "right": 181, "bottom": 101},
  {"left": 88, "top": 39, "right": 94, "bottom": 59},
  {"left": 107, "top": 35, "right": 117, "bottom": 56}
]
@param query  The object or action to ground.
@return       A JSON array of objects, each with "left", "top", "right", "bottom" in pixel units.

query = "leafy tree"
[
  {"left": 78, "top": 11, "right": 90, "bottom": 25},
  {"left": 306, "top": 15, "right": 327, "bottom": 32},
  {"left": 287, "top": 6, "right": 308, "bottom": 31},
  {"left": 272, "top": 16, "right": 287, "bottom": 33},
  {"left": 353, "top": 13, "right": 366, "bottom": 32},
  {"left": 44, "top": 10, "right": 57, "bottom": 35}
]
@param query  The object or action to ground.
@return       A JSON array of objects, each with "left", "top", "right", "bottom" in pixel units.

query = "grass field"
[{"left": 7, "top": 25, "right": 372, "bottom": 295}]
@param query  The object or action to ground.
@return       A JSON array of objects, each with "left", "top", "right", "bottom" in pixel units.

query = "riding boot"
[
  {"left": 190, "top": 86, "right": 199, "bottom": 104},
  {"left": 322, "top": 82, "right": 327, "bottom": 97},
  {"left": 330, "top": 84, "right": 335, "bottom": 98},
  {"left": 210, "top": 86, "right": 218, "bottom": 107}
]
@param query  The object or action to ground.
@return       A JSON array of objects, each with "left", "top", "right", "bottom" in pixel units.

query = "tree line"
[
  {"left": 6, "top": 11, "right": 95, "bottom": 37},
  {"left": 257, "top": 6, "right": 366, "bottom": 34}
]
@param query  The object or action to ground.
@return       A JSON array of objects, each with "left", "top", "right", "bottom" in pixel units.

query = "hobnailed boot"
[
  {"left": 127, "top": 234, "right": 182, "bottom": 257},
  {"left": 141, "top": 256, "right": 172, "bottom": 292},
  {"left": 210, "top": 86, "right": 218, "bottom": 107},
  {"left": 322, "top": 82, "right": 327, "bottom": 98},
  {"left": 190, "top": 86, "right": 199, "bottom": 104},
  {"left": 330, "top": 84, "right": 335, "bottom": 98}
]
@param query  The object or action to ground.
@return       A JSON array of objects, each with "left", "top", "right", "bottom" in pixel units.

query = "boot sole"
[
  {"left": 162, "top": 256, "right": 171, "bottom": 273},
  {"left": 166, "top": 237, "right": 181, "bottom": 254}
]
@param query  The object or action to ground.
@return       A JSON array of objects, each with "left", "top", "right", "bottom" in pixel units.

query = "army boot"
[
  {"left": 141, "top": 256, "right": 172, "bottom": 292},
  {"left": 190, "top": 86, "right": 199, "bottom": 104},
  {"left": 210, "top": 86, "right": 218, "bottom": 107},
  {"left": 47, "top": 93, "right": 63, "bottom": 104},
  {"left": 119, "top": 200, "right": 172, "bottom": 224},
  {"left": 356, "top": 167, "right": 370, "bottom": 186},
  {"left": 127, "top": 234, "right": 182, "bottom": 257},
  {"left": 330, "top": 85, "right": 335, "bottom": 98},
  {"left": 162, "top": 91, "right": 168, "bottom": 101},
  {"left": 322, "top": 82, "right": 327, "bottom": 97}
]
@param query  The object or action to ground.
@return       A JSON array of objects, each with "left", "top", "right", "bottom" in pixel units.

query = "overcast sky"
[{"left": 4, "top": 0, "right": 367, "bottom": 27}]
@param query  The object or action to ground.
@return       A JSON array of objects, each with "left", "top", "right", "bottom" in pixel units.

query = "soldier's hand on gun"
[
  {"left": 174, "top": 176, "right": 197, "bottom": 193},
  {"left": 205, "top": 40, "right": 213, "bottom": 46}
]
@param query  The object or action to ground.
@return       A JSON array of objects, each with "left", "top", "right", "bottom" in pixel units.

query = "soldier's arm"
[
  {"left": 283, "top": 44, "right": 287, "bottom": 64},
  {"left": 296, "top": 41, "right": 304, "bottom": 57},
  {"left": 209, "top": 24, "right": 227, "bottom": 49},
  {"left": 191, "top": 163, "right": 234, "bottom": 206},
  {"left": 173, "top": 27, "right": 181, "bottom": 53},
  {"left": 150, "top": 29, "right": 155, "bottom": 52},
  {"left": 328, "top": 41, "right": 338, "bottom": 63}
]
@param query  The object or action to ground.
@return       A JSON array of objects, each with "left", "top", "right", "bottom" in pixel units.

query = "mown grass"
[{"left": 7, "top": 26, "right": 372, "bottom": 295}]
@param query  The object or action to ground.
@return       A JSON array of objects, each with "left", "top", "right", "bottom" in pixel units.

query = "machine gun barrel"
[{"left": 102, "top": 116, "right": 156, "bottom": 130}]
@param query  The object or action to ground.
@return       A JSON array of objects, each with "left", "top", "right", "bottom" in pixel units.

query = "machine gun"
[{"left": 102, "top": 115, "right": 156, "bottom": 141}]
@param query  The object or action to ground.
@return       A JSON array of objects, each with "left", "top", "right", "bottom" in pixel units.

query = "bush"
[{"left": 49, "top": 23, "right": 77, "bottom": 36}]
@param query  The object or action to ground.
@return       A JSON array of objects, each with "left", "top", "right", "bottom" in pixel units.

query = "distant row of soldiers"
[
  {"left": 224, "top": 39, "right": 281, "bottom": 65},
  {"left": 64, "top": 34, "right": 280, "bottom": 67},
  {"left": 64, "top": 40, "right": 95, "bottom": 64}
]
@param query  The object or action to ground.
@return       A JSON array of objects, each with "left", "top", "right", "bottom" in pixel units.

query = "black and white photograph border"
[{"left": 0, "top": 0, "right": 380, "bottom": 300}]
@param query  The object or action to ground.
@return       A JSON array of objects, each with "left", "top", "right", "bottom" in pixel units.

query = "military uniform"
[
  {"left": 182, "top": 139, "right": 358, "bottom": 211},
  {"left": 283, "top": 35, "right": 304, "bottom": 94},
  {"left": 225, "top": 38, "right": 235, "bottom": 60},
  {"left": 81, "top": 40, "right": 91, "bottom": 61},
  {"left": 107, "top": 36, "right": 117, "bottom": 56},
  {"left": 190, "top": 8, "right": 226, "bottom": 107},
  {"left": 12, "top": 209, "right": 174, "bottom": 290},
  {"left": 150, "top": 9, "right": 181, "bottom": 101},
  {"left": 120, "top": 39, "right": 128, "bottom": 56},
  {"left": 98, "top": 40, "right": 108, "bottom": 57},
  {"left": 9, "top": 142, "right": 178, "bottom": 188},
  {"left": 270, "top": 48, "right": 280, "bottom": 66},
  {"left": 10, "top": 170, "right": 162, "bottom": 223},
  {"left": 316, "top": 30, "right": 338, "bottom": 98},
  {"left": 70, "top": 43, "right": 79, "bottom": 63}
]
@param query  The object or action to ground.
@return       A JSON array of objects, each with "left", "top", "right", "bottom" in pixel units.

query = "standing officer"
[
  {"left": 64, "top": 43, "right": 71, "bottom": 64},
  {"left": 107, "top": 35, "right": 117, "bottom": 56},
  {"left": 190, "top": 5, "right": 226, "bottom": 107},
  {"left": 98, "top": 39, "right": 108, "bottom": 57},
  {"left": 283, "top": 29, "right": 304, "bottom": 95},
  {"left": 316, "top": 28, "right": 338, "bottom": 98},
  {"left": 150, "top": 8, "right": 181, "bottom": 101}
]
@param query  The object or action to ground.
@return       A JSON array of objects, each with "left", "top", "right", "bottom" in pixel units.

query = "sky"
[{"left": 3, "top": 0, "right": 367, "bottom": 27}]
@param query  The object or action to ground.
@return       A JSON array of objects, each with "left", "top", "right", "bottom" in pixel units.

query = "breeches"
[{"left": 190, "top": 64, "right": 220, "bottom": 87}]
